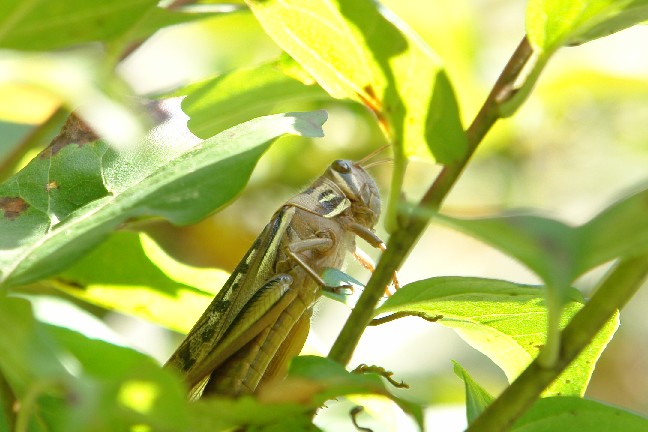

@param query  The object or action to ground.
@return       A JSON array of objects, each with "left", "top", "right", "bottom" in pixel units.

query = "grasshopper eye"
[{"left": 332, "top": 160, "right": 352, "bottom": 174}]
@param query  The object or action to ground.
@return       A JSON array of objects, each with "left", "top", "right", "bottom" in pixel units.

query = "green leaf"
[
  {"left": 578, "top": 185, "right": 648, "bottom": 274},
  {"left": 526, "top": 0, "right": 648, "bottom": 54},
  {"left": 0, "top": 296, "right": 44, "bottom": 394},
  {"left": 246, "top": 0, "right": 466, "bottom": 164},
  {"left": 377, "top": 277, "right": 619, "bottom": 396},
  {"left": 503, "top": 1, "right": 648, "bottom": 117},
  {"left": 452, "top": 362, "right": 494, "bottom": 424},
  {"left": 434, "top": 185, "right": 648, "bottom": 287},
  {"left": 437, "top": 214, "right": 577, "bottom": 289},
  {"left": 43, "top": 326, "right": 188, "bottom": 432},
  {"left": 0, "top": 110, "right": 328, "bottom": 288},
  {"left": 513, "top": 396, "right": 648, "bottom": 431},
  {"left": 118, "top": 6, "right": 225, "bottom": 48},
  {"left": 54, "top": 231, "right": 224, "bottom": 333},
  {"left": 0, "top": 0, "right": 158, "bottom": 50},
  {"left": 0, "top": 295, "right": 188, "bottom": 432},
  {"left": 182, "top": 60, "right": 329, "bottom": 139}
]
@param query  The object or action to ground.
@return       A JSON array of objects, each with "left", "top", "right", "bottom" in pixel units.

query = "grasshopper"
[{"left": 165, "top": 157, "right": 388, "bottom": 398}]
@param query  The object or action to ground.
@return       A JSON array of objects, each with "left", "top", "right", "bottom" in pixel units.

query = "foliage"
[{"left": 1, "top": 0, "right": 648, "bottom": 431}]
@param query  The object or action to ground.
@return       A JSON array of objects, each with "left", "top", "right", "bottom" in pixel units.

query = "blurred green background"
[{"left": 2, "top": 0, "right": 648, "bottom": 429}]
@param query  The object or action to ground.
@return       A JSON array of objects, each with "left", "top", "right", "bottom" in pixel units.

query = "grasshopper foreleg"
[{"left": 286, "top": 236, "right": 352, "bottom": 294}]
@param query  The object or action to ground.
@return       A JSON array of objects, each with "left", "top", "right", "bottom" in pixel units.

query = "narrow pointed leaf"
[{"left": 453, "top": 361, "right": 494, "bottom": 424}]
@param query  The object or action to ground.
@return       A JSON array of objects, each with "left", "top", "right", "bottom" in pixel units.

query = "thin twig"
[
  {"left": 350, "top": 406, "right": 373, "bottom": 432},
  {"left": 369, "top": 311, "right": 443, "bottom": 326},
  {"left": 352, "top": 364, "right": 409, "bottom": 389}
]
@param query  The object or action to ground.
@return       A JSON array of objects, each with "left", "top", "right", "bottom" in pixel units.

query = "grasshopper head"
[{"left": 326, "top": 159, "right": 381, "bottom": 228}]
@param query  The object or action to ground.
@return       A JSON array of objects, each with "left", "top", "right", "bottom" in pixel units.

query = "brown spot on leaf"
[
  {"left": 358, "top": 84, "right": 390, "bottom": 135},
  {"left": 41, "top": 113, "right": 99, "bottom": 158},
  {"left": 46, "top": 180, "right": 59, "bottom": 192},
  {"left": 53, "top": 277, "right": 84, "bottom": 289},
  {"left": 0, "top": 197, "right": 28, "bottom": 220},
  {"left": 358, "top": 84, "right": 381, "bottom": 112}
]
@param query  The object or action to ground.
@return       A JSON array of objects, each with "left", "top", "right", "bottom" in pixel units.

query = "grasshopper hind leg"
[{"left": 197, "top": 273, "right": 296, "bottom": 398}]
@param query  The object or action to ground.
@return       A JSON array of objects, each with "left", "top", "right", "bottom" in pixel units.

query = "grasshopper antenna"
[{"left": 356, "top": 144, "right": 390, "bottom": 167}]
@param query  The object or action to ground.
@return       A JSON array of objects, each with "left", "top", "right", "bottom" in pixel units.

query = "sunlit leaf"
[
  {"left": 0, "top": 52, "right": 145, "bottom": 144},
  {"left": 502, "top": 1, "right": 648, "bottom": 116},
  {"left": 377, "top": 277, "right": 619, "bottom": 396},
  {"left": 246, "top": 0, "right": 466, "bottom": 163},
  {"left": 526, "top": 0, "right": 648, "bottom": 54},
  {"left": 0, "top": 110, "right": 328, "bottom": 288},
  {"left": 513, "top": 396, "right": 648, "bottom": 431}
]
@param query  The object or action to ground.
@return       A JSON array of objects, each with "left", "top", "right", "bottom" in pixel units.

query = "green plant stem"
[
  {"left": 538, "top": 284, "right": 562, "bottom": 368},
  {"left": 467, "top": 252, "right": 648, "bottom": 431},
  {"left": 328, "top": 37, "right": 533, "bottom": 365}
]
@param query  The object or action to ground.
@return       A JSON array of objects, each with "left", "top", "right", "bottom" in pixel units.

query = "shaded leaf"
[
  {"left": 578, "top": 185, "right": 648, "bottom": 274},
  {"left": 377, "top": 277, "right": 619, "bottom": 396},
  {"left": 182, "top": 60, "right": 329, "bottom": 139},
  {"left": 0, "top": 110, "right": 328, "bottom": 287},
  {"left": 0, "top": 296, "right": 43, "bottom": 393},
  {"left": 44, "top": 326, "right": 188, "bottom": 432},
  {"left": 54, "top": 231, "right": 224, "bottom": 333},
  {"left": 0, "top": 295, "right": 188, "bottom": 432},
  {"left": 452, "top": 361, "right": 494, "bottom": 424},
  {"left": 188, "top": 396, "right": 318, "bottom": 432},
  {"left": 434, "top": 185, "right": 648, "bottom": 287}
]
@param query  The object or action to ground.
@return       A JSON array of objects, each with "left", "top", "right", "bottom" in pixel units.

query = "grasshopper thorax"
[{"left": 323, "top": 159, "right": 380, "bottom": 229}]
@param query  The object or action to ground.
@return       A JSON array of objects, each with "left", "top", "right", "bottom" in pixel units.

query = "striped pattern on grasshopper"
[{"left": 164, "top": 158, "right": 385, "bottom": 398}]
